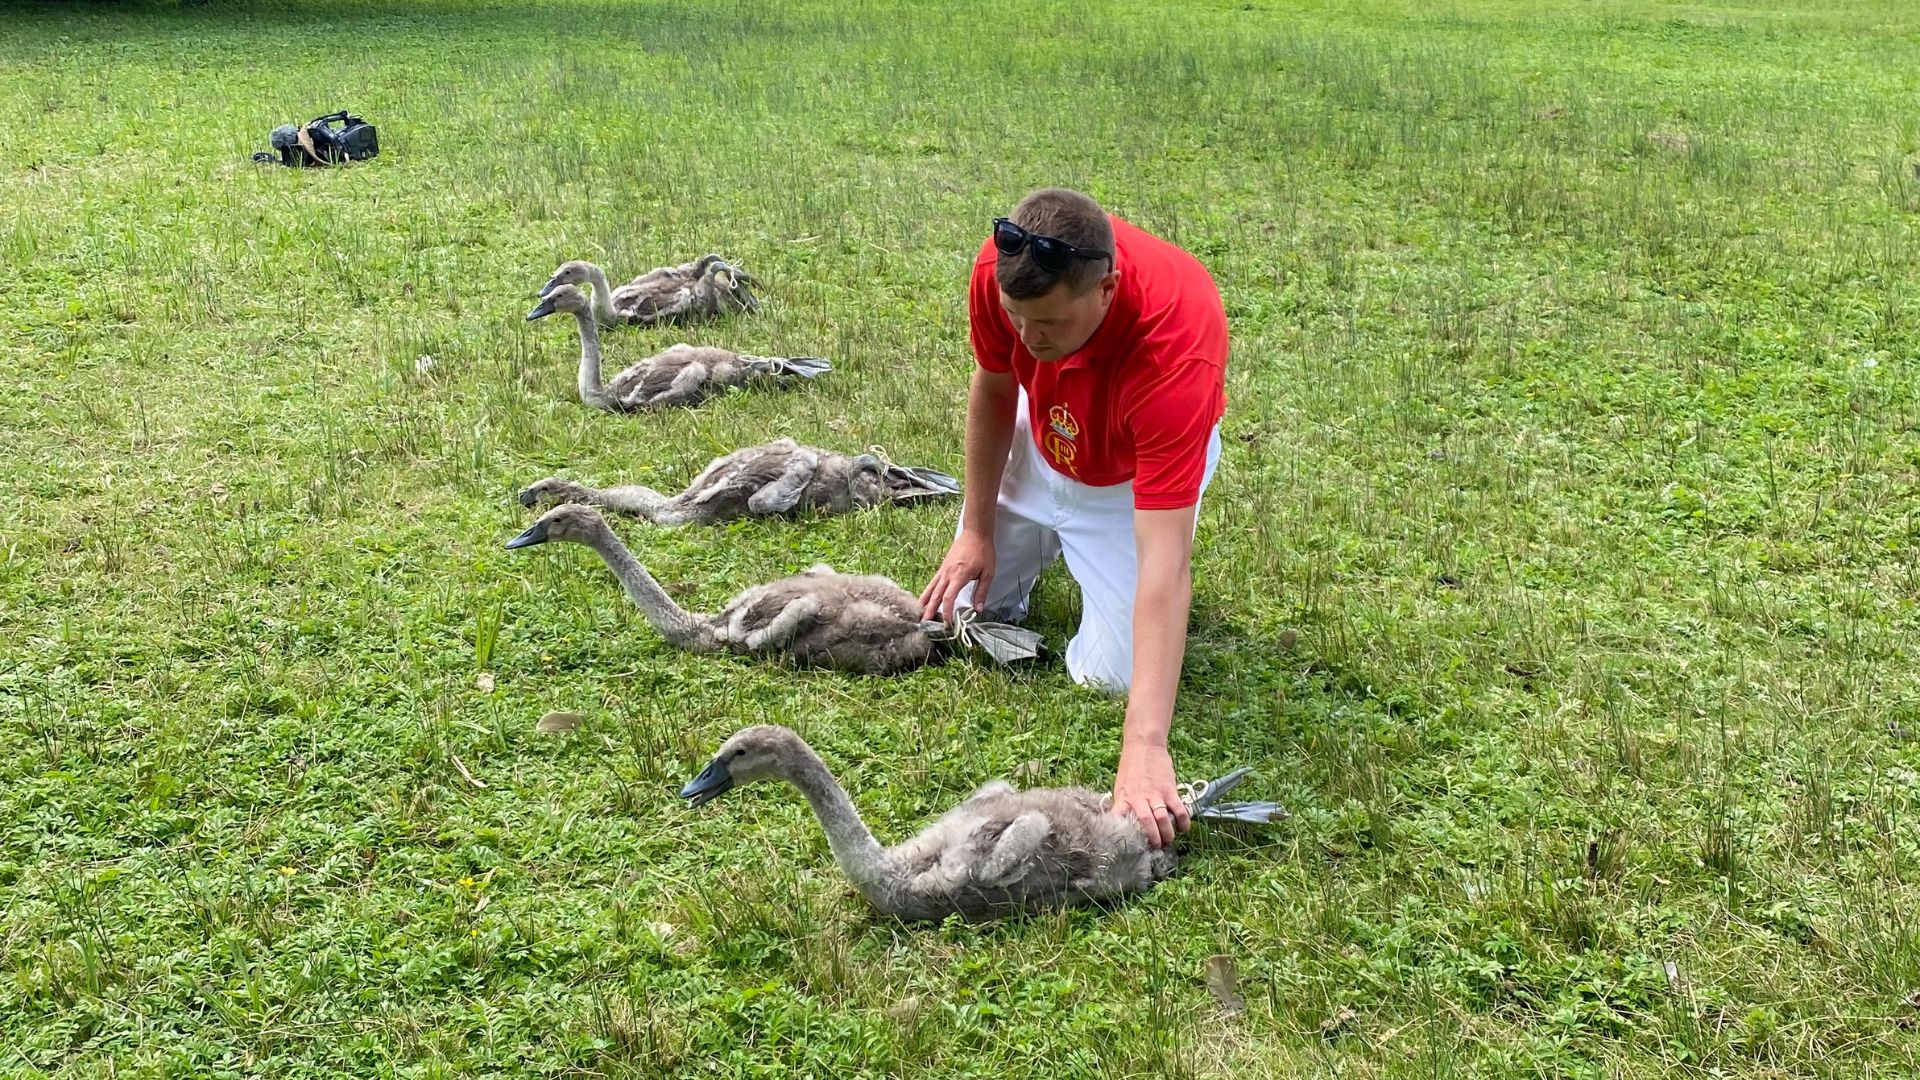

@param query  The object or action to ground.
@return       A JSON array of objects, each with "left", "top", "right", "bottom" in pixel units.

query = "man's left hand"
[{"left": 1112, "top": 742, "right": 1191, "bottom": 849}]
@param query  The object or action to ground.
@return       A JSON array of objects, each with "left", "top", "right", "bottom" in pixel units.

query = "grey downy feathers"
[
  {"left": 541, "top": 253, "right": 760, "bottom": 327},
  {"left": 677, "top": 724, "right": 1283, "bottom": 921},
  {"left": 518, "top": 438, "right": 960, "bottom": 526},
  {"left": 505, "top": 505, "right": 1040, "bottom": 674},
  {"left": 527, "top": 284, "right": 830, "bottom": 411}
]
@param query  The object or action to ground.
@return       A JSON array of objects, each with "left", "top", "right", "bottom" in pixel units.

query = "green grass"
[{"left": 5, "top": 0, "right": 1920, "bottom": 1074}]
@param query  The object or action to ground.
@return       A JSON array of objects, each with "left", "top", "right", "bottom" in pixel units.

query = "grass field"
[{"left": 5, "top": 0, "right": 1920, "bottom": 1075}]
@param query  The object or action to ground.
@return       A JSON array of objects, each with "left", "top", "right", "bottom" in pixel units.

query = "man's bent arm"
[
  {"left": 1112, "top": 504, "right": 1199, "bottom": 848},
  {"left": 920, "top": 368, "right": 1020, "bottom": 621},
  {"left": 960, "top": 368, "right": 1019, "bottom": 538}
]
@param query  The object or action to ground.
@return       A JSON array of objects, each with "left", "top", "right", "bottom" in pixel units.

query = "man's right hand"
[{"left": 919, "top": 530, "right": 997, "bottom": 624}]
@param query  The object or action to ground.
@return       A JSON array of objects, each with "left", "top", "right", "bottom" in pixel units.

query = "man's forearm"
[
  {"left": 1125, "top": 508, "right": 1199, "bottom": 749},
  {"left": 960, "top": 369, "right": 1018, "bottom": 537},
  {"left": 1124, "top": 563, "right": 1192, "bottom": 748}
]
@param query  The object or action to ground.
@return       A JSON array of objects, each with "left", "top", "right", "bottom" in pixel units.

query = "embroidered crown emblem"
[{"left": 1047, "top": 404, "right": 1081, "bottom": 440}]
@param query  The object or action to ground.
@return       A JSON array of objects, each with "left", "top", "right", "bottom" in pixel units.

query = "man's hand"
[
  {"left": 919, "top": 530, "right": 996, "bottom": 623},
  {"left": 1112, "top": 741, "right": 1190, "bottom": 850}
]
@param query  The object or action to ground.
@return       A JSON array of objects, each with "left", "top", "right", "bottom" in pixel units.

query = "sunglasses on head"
[{"left": 991, "top": 217, "right": 1113, "bottom": 273}]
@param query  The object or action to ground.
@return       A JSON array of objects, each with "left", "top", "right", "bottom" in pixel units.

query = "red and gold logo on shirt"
[{"left": 1043, "top": 404, "right": 1081, "bottom": 475}]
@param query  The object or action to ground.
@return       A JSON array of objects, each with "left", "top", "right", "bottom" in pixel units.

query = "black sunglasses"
[{"left": 991, "top": 217, "right": 1112, "bottom": 273}]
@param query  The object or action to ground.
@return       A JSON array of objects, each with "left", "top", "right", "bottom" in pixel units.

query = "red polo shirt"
[{"left": 968, "top": 216, "right": 1228, "bottom": 510}]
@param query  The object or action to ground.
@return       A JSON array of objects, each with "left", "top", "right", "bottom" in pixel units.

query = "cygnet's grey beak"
[
  {"left": 538, "top": 271, "right": 566, "bottom": 298},
  {"left": 679, "top": 759, "right": 734, "bottom": 808},
  {"left": 517, "top": 487, "right": 540, "bottom": 509},
  {"left": 526, "top": 296, "right": 559, "bottom": 320},
  {"left": 504, "top": 520, "right": 550, "bottom": 549}
]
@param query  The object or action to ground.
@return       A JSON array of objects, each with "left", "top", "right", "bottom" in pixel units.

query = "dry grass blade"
[{"left": 449, "top": 753, "right": 487, "bottom": 789}]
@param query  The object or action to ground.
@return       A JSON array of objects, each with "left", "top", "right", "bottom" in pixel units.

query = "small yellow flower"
[
  {"left": 459, "top": 876, "right": 475, "bottom": 888},
  {"left": 470, "top": 929, "right": 479, "bottom": 936},
  {"left": 278, "top": 866, "right": 296, "bottom": 876}
]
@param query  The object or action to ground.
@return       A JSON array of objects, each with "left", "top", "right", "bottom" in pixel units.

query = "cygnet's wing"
[
  {"left": 685, "top": 445, "right": 805, "bottom": 506},
  {"left": 970, "top": 811, "right": 1050, "bottom": 887},
  {"left": 631, "top": 285, "right": 699, "bottom": 324},
  {"left": 884, "top": 465, "right": 962, "bottom": 501},
  {"left": 681, "top": 450, "right": 752, "bottom": 500},
  {"left": 744, "top": 453, "right": 821, "bottom": 515}
]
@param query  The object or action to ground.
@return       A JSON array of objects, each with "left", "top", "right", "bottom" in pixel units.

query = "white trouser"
[{"left": 956, "top": 394, "right": 1223, "bottom": 692}]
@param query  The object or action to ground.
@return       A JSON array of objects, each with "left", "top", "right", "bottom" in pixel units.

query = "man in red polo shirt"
[{"left": 920, "top": 187, "right": 1228, "bottom": 850}]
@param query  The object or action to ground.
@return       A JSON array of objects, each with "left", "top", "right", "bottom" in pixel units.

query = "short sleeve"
[
  {"left": 968, "top": 247, "right": 1015, "bottom": 374},
  {"left": 1128, "top": 361, "right": 1224, "bottom": 510}
]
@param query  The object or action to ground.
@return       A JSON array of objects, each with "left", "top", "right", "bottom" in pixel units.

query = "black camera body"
[{"left": 262, "top": 111, "right": 379, "bottom": 166}]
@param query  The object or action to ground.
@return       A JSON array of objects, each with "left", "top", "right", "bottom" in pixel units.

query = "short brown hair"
[{"left": 993, "top": 188, "right": 1114, "bottom": 300}]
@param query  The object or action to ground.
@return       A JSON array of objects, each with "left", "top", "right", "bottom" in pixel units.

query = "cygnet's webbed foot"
[
  {"left": 772, "top": 356, "right": 832, "bottom": 379},
  {"left": 922, "top": 609, "right": 1044, "bottom": 665},
  {"left": 883, "top": 465, "right": 962, "bottom": 501},
  {"left": 1183, "top": 767, "right": 1287, "bottom": 825},
  {"left": 1193, "top": 801, "right": 1288, "bottom": 824}
]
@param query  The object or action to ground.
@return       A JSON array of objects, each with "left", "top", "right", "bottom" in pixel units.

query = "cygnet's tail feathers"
[{"left": 884, "top": 465, "right": 962, "bottom": 501}]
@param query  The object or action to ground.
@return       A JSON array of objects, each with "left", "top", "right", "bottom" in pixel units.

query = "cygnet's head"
[
  {"left": 540, "top": 260, "right": 597, "bottom": 297},
  {"left": 504, "top": 503, "right": 612, "bottom": 550},
  {"left": 679, "top": 725, "right": 808, "bottom": 807},
  {"left": 527, "top": 283, "right": 592, "bottom": 321},
  {"left": 518, "top": 477, "right": 589, "bottom": 509}
]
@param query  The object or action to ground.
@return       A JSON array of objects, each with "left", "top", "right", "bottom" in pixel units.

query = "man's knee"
[{"left": 1066, "top": 622, "right": 1132, "bottom": 694}]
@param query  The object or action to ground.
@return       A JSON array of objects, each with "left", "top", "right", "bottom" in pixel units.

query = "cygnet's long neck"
[
  {"left": 777, "top": 742, "right": 895, "bottom": 906},
  {"left": 576, "top": 522, "right": 718, "bottom": 651},
  {"left": 572, "top": 309, "right": 614, "bottom": 410},
  {"left": 587, "top": 263, "right": 617, "bottom": 326},
  {"left": 585, "top": 484, "right": 687, "bottom": 524}
]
